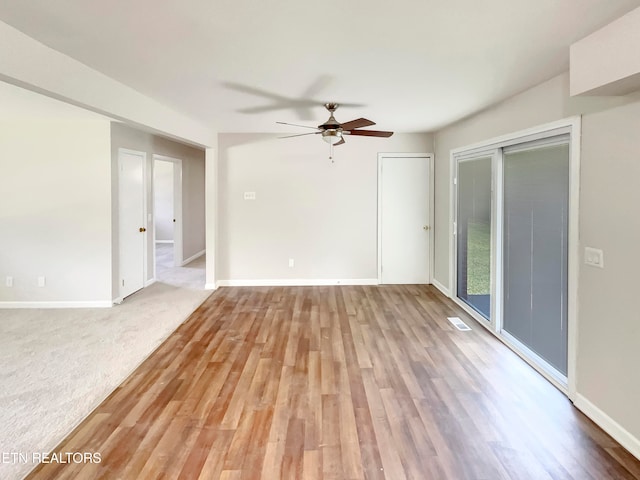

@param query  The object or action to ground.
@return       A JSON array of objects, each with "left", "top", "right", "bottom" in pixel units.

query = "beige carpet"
[{"left": 0, "top": 251, "right": 211, "bottom": 480}]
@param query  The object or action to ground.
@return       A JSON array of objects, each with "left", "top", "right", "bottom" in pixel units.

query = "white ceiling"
[{"left": 0, "top": 1, "right": 638, "bottom": 133}]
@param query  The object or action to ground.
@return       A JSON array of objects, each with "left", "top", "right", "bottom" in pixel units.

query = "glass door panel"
[
  {"left": 456, "top": 156, "right": 492, "bottom": 320},
  {"left": 502, "top": 142, "right": 569, "bottom": 376}
]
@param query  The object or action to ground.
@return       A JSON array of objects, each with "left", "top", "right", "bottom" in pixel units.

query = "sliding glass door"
[
  {"left": 456, "top": 155, "right": 493, "bottom": 320},
  {"left": 453, "top": 124, "right": 575, "bottom": 389}
]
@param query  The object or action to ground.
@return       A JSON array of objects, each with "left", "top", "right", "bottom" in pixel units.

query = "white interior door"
[
  {"left": 379, "top": 154, "right": 432, "bottom": 284},
  {"left": 119, "top": 149, "right": 146, "bottom": 298}
]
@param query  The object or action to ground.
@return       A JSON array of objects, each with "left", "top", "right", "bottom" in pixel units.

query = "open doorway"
[{"left": 153, "top": 155, "right": 183, "bottom": 280}]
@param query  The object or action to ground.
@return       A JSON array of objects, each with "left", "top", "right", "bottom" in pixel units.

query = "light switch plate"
[
  {"left": 584, "top": 247, "right": 604, "bottom": 268},
  {"left": 243, "top": 192, "right": 256, "bottom": 200}
]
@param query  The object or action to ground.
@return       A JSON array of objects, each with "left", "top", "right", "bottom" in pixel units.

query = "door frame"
[
  {"left": 118, "top": 148, "right": 148, "bottom": 300},
  {"left": 448, "top": 117, "right": 581, "bottom": 400},
  {"left": 152, "top": 155, "right": 183, "bottom": 275},
  {"left": 377, "top": 153, "right": 435, "bottom": 284}
]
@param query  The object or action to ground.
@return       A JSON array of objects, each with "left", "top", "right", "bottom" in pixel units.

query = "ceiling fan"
[{"left": 277, "top": 103, "right": 393, "bottom": 158}]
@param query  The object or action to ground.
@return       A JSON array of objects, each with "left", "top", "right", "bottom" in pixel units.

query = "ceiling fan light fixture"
[{"left": 322, "top": 129, "right": 343, "bottom": 144}]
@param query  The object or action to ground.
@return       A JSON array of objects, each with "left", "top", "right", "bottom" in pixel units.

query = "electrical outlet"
[
  {"left": 288, "top": 258, "right": 295, "bottom": 268},
  {"left": 38, "top": 276, "right": 46, "bottom": 287},
  {"left": 6, "top": 276, "right": 13, "bottom": 287},
  {"left": 584, "top": 247, "right": 604, "bottom": 268}
]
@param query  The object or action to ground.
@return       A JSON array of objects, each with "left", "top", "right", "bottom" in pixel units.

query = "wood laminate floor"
[{"left": 26, "top": 286, "right": 640, "bottom": 479}]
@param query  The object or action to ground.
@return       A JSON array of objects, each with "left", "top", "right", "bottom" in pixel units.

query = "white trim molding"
[
  {"left": 574, "top": 394, "right": 640, "bottom": 460},
  {"left": 216, "top": 279, "right": 379, "bottom": 287},
  {"left": 205, "top": 283, "right": 218, "bottom": 291},
  {"left": 182, "top": 249, "right": 205, "bottom": 266},
  {"left": 0, "top": 301, "right": 113, "bottom": 309},
  {"left": 431, "top": 278, "right": 451, "bottom": 297}
]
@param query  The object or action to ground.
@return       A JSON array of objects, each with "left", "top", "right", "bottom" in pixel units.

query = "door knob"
[
  {"left": 139, "top": 227, "right": 146, "bottom": 232},
  {"left": 423, "top": 225, "right": 430, "bottom": 231}
]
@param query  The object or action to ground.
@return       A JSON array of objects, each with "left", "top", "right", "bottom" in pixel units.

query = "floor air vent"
[{"left": 447, "top": 317, "right": 471, "bottom": 331}]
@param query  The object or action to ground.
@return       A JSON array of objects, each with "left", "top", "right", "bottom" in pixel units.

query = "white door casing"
[
  {"left": 172, "top": 160, "right": 183, "bottom": 266},
  {"left": 378, "top": 154, "right": 433, "bottom": 284},
  {"left": 119, "top": 149, "right": 147, "bottom": 299}
]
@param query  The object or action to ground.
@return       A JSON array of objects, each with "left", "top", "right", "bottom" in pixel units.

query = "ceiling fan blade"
[
  {"left": 334, "top": 138, "right": 346, "bottom": 146},
  {"left": 276, "top": 121, "right": 319, "bottom": 130},
  {"left": 279, "top": 132, "right": 321, "bottom": 138},
  {"left": 223, "top": 82, "right": 289, "bottom": 101},
  {"left": 301, "top": 75, "right": 333, "bottom": 98},
  {"left": 239, "top": 105, "right": 283, "bottom": 114},
  {"left": 345, "top": 130, "right": 394, "bottom": 138},
  {"left": 339, "top": 118, "right": 376, "bottom": 130},
  {"left": 294, "top": 108, "right": 316, "bottom": 121}
]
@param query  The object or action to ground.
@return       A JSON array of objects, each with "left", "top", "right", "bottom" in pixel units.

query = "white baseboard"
[
  {"left": 181, "top": 249, "right": 205, "bottom": 266},
  {"left": 431, "top": 278, "right": 451, "bottom": 297},
  {"left": 216, "top": 278, "right": 379, "bottom": 287},
  {"left": 205, "top": 283, "right": 217, "bottom": 290},
  {"left": 113, "top": 297, "right": 124, "bottom": 305},
  {"left": 145, "top": 278, "right": 156, "bottom": 287},
  {"left": 155, "top": 240, "right": 174, "bottom": 244},
  {"left": 0, "top": 300, "right": 113, "bottom": 309},
  {"left": 574, "top": 393, "right": 640, "bottom": 460}
]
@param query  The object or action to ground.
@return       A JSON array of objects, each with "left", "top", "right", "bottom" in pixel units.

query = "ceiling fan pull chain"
[{"left": 330, "top": 141, "right": 334, "bottom": 163}]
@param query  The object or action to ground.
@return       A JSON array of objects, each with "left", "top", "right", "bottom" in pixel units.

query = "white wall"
[
  {"left": 205, "top": 146, "right": 218, "bottom": 289},
  {"left": 571, "top": 6, "right": 640, "bottom": 96},
  {"left": 433, "top": 71, "right": 640, "bottom": 456},
  {"left": 0, "top": 85, "right": 112, "bottom": 305},
  {"left": 110, "top": 123, "right": 206, "bottom": 297},
  {"left": 217, "top": 133, "right": 433, "bottom": 283},
  {"left": 153, "top": 160, "right": 174, "bottom": 242},
  {"left": 577, "top": 98, "right": 640, "bottom": 449}
]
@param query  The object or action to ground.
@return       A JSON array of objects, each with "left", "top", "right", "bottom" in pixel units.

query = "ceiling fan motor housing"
[{"left": 319, "top": 103, "right": 341, "bottom": 130}]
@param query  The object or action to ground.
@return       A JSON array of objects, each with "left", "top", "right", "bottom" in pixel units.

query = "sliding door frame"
[
  {"left": 451, "top": 149, "right": 499, "bottom": 328},
  {"left": 449, "top": 117, "right": 581, "bottom": 400}
]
